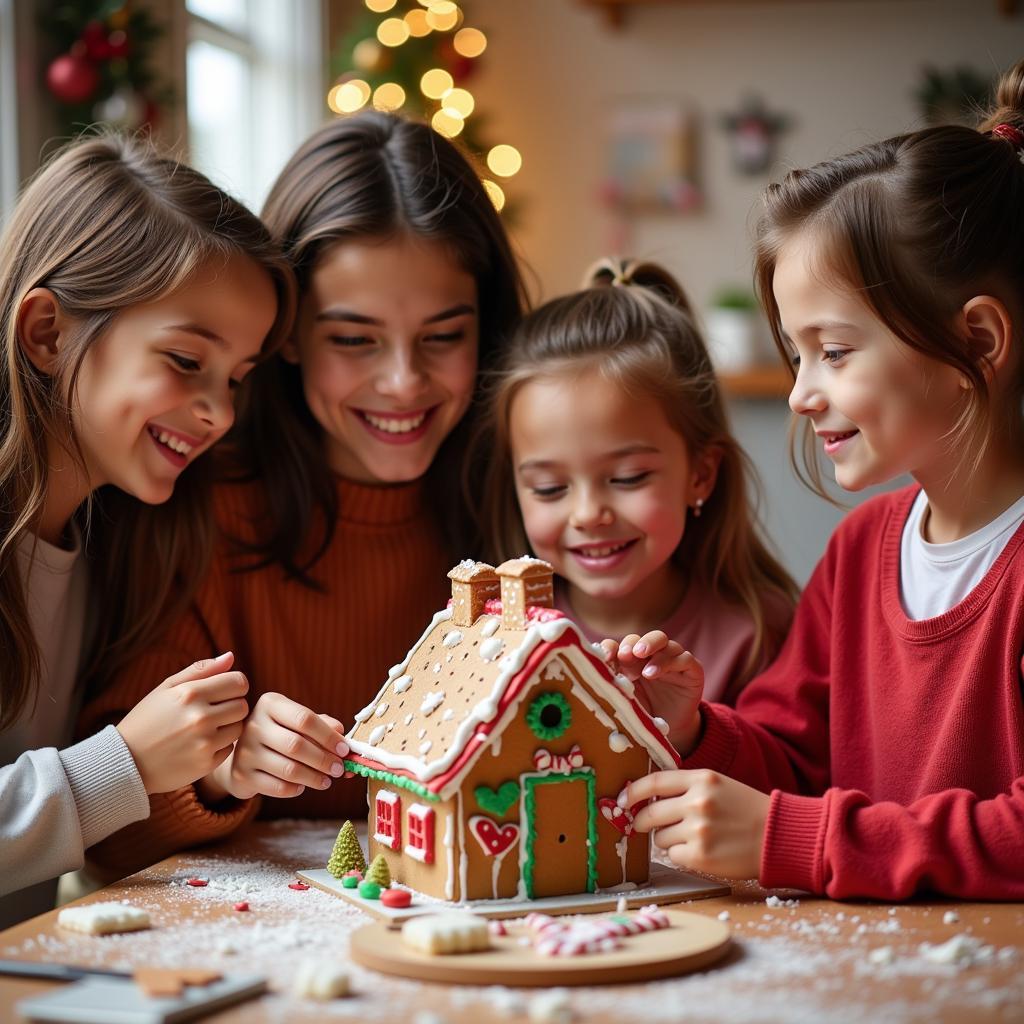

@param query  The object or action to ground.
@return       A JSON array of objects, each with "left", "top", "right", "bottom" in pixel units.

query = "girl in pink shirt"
[
  {"left": 476, "top": 258, "right": 796, "bottom": 733},
  {"left": 616, "top": 59, "right": 1024, "bottom": 900}
]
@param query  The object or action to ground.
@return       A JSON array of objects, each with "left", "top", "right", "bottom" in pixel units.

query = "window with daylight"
[
  {"left": 374, "top": 790, "right": 400, "bottom": 850},
  {"left": 185, "top": 0, "right": 322, "bottom": 212},
  {"left": 405, "top": 804, "right": 435, "bottom": 864}
]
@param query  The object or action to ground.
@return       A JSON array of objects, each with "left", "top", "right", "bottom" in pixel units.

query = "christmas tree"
[
  {"left": 365, "top": 853, "right": 392, "bottom": 888},
  {"left": 39, "top": 0, "right": 172, "bottom": 137},
  {"left": 329, "top": 0, "right": 520, "bottom": 216},
  {"left": 327, "top": 820, "right": 367, "bottom": 878}
]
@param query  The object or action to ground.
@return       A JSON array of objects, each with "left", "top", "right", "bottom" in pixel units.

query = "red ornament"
[
  {"left": 82, "top": 20, "right": 111, "bottom": 60},
  {"left": 46, "top": 53, "right": 99, "bottom": 104}
]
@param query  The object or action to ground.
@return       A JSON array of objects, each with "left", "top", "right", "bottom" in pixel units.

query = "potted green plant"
[{"left": 705, "top": 286, "right": 762, "bottom": 372}]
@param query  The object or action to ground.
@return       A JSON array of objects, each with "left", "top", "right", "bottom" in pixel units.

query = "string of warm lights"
[{"left": 327, "top": 0, "right": 521, "bottom": 212}]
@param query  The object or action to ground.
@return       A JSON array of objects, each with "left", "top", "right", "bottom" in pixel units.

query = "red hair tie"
[{"left": 991, "top": 123, "right": 1024, "bottom": 148}]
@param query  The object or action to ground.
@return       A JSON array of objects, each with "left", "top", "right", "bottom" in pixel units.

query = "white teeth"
[
  {"left": 149, "top": 427, "right": 193, "bottom": 455},
  {"left": 363, "top": 411, "right": 427, "bottom": 434},
  {"left": 578, "top": 542, "right": 629, "bottom": 558}
]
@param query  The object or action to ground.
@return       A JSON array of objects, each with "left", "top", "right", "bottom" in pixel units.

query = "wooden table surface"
[{"left": 2, "top": 820, "right": 1022, "bottom": 1023}]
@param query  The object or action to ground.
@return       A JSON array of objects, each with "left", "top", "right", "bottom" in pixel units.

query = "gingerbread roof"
[
  {"left": 494, "top": 556, "right": 552, "bottom": 579},
  {"left": 447, "top": 560, "right": 498, "bottom": 583},
  {"left": 344, "top": 602, "right": 682, "bottom": 802}
]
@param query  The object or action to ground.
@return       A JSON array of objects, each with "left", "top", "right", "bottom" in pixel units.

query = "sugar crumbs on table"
[
  {"left": 233, "top": 902, "right": 249, "bottom": 912},
  {"left": 186, "top": 878, "right": 208, "bottom": 887},
  {"left": 288, "top": 881, "right": 310, "bottom": 891}
]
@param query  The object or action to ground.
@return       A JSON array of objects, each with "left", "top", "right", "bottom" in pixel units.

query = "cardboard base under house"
[{"left": 296, "top": 862, "right": 730, "bottom": 923}]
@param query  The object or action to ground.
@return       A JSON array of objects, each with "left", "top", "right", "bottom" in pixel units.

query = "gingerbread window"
[
  {"left": 405, "top": 804, "right": 435, "bottom": 863},
  {"left": 374, "top": 790, "right": 400, "bottom": 849}
]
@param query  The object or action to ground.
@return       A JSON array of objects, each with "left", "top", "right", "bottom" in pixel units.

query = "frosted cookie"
[
  {"left": 57, "top": 901, "right": 150, "bottom": 935},
  {"left": 401, "top": 912, "right": 490, "bottom": 955},
  {"left": 292, "top": 960, "right": 350, "bottom": 1000}
]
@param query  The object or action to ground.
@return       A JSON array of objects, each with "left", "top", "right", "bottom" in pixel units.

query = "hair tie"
[
  {"left": 611, "top": 270, "right": 630, "bottom": 287},
  {"left": 991, "top": 123, "right": 1024, "bottom": 162}
]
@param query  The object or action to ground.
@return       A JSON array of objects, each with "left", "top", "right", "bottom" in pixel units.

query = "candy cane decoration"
[
  {"left": 523, "top": 905, "right": 669, "bottom": 956},
  {"left": 532, "top": 744, "right": 585, "bottom": 774}
]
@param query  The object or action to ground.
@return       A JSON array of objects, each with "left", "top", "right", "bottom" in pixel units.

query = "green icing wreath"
[{"left": 526, "top": 691, "right": 572, "bottom": 741}]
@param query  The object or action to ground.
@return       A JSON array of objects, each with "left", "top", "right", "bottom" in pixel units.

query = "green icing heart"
[{"left": 475, "top": 781, "right": 520, "bottom": 816}]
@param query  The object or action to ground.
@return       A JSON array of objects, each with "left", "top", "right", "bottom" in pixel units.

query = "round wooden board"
[{"left": 349, "top": 908, "right": 732, "bottom": 987}]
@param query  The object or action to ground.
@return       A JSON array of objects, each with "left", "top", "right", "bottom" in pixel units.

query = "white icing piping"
[{"left": 443, "top": 810, "right": 454, "bottom": 901}]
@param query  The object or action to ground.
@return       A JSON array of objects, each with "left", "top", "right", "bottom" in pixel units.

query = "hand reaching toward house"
[
  {"left": 598, "top": 630, "right": 705, "bottom": 756},
  {"left": 196, "top": 692, "right": 350, "bottom": 803},
  {"left": 116, "top": 652, "right": 249, "bottom": 795},
  {"left": 625, "top": 768, "right": 770, "bottom": 880}
]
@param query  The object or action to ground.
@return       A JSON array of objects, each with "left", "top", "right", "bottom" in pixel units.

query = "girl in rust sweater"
[{"left": 81, "top": 113, "right": 528, "bottom": 874}]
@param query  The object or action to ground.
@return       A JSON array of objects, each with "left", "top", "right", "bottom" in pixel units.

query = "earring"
[{"left": 693, "top": 498, "right": 704, "bottom": 518}]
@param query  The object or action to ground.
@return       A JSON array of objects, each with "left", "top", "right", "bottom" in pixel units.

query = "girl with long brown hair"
[
  {"left": 477, "top": 257, "right": 796, "bottom": 733},
  {"left": 81, "top": 112, "right": 527, "bottom": 875},
  {"left": 0, "top": 133, "right": 294, "bottom": 926},
  {"left": 620, "top": 58, "right": 1024, "bottom": 901}
]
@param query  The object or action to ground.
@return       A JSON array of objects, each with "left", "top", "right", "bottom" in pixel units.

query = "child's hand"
[
  {"left": 625, "top": 769, "right": 770, "bottom": 880},
  {"left": 116, "top": 652, "right": 250, "bottom": 795},
  {"left": 600, "top": 631, "right": 704, "bottom": 755},
  {"left": 200, "top": 693, "right": 349, "bottom": 802}
]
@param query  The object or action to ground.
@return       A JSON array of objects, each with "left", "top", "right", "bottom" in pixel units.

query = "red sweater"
[{"left": 684, "top": 486, "right": 1024, "bottom": 900}]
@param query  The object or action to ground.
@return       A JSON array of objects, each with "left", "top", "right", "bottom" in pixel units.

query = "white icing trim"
[
  {"left": 480, "top": 617, "right": 500, "bottom": 638},
  {"left": 374, "top": 701, "right": 389, "bottom": 717},
  {"left": 444, "top": 810, "right": 454, "bottom": 901},
  {"left": 392, "top": 675, "right": 413, "bottom": 693},
  {"left": 442, "top": 630, "right": 463, "bottom": 648},
  {"left": 368, "top": 725, "right": 386, "bottom": 745},
  {"left": 405, "top": 844, "right": 428, "bottom": 862},
  {"left": 377, "top": 790, "right": 399, "bottom": 805}
]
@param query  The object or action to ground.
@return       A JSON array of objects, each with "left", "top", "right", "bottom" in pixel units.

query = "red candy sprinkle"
[
  {"left": 381, "top": 888, "right": 411, "bottom": 908},
  {"left": 288, "top": 881, "right": 310, "bottom": 891},
  {"left": 186, "top": 878, "right": 208, "bottom": 887},
  {"left": 233, "top": 901, "right": 249, "bottom": 912}
]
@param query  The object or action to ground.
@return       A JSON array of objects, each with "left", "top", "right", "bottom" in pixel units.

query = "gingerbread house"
[{"left": 343, "top": 558, "right": 682, "bottom": 903}]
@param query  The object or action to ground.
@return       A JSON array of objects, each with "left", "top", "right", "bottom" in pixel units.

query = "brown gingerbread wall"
[{"left": 459, "top": 651, "right": 652, "bottom": 902}]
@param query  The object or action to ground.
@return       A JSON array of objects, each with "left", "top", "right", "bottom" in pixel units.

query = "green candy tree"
[
  {"left": 365, "top": 853, "right": 392, "bottom": 889},
  {"left": 327, "top": 820, "right": 367, "bottom": 878}
]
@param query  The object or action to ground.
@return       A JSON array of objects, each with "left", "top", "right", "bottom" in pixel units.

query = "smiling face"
[
  {"left": 71, "top": 252, "right": 276, "bottom": 505},
  {"left": 510, "top": 366, "right": 709, "bottom": 623},
  {"left": 288, "top": 234, "right": 479, "bottom": 484},
  {"left": 774, "top": 232, "right": 966, "bottom": 493}
]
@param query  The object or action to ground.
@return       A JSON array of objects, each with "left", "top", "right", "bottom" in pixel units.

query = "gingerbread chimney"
[
  {"left": 496, "top": 557, "right": 554, "bottom": 630},
  {"left": 447, "top": 561, "right": 500, "bottom": 626}
]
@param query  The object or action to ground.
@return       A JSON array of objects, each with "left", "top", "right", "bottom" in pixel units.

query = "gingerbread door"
[{"left": 521, "top": 771, "right": 597, "bottom": 898}]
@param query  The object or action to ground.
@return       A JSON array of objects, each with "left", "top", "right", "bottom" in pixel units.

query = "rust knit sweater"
[{"left": 81, "top": 476, "right": 450, "bottom": 876}]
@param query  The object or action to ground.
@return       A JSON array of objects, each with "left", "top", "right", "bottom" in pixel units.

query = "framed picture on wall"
[{"left": 602, "top": 100, "right": 700, "bottom": 213}]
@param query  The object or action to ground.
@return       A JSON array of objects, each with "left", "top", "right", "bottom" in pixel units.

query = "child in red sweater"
[{"left": 614, "top": 59, "right": 1024, "bottom": 900}]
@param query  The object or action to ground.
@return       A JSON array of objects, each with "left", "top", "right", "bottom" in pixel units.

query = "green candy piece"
[
  {"left": 475, "top": 781, "right": 520, "bottom": 816},
  {"left": 342, "top": 875, "right": 359, "bottom": 889},
  {"left": 358, "top": 880, "right": 382, "bottom": 900}
]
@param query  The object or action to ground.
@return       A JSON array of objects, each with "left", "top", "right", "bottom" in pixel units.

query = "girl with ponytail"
[{"left": 476, "top": 257, "right": 796, "bottom": 734}]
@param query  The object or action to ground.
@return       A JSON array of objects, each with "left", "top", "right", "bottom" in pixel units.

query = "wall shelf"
[
  {"left": 718, "top": 364, "right": 793, "bottom": 400},
  {"left": 580, "top": 0, "right": 1016, "bottom": 28}
]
